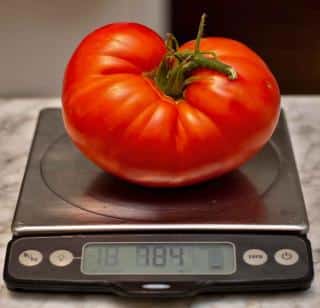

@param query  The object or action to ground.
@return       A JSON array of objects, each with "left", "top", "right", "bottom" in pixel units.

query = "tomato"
[{"left": 62, "top": 15, "right": 280, "bottom": 187}]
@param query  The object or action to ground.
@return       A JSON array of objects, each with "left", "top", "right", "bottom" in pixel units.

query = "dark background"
[{"left": 170, "top": 0, "right": 320, "bottom": 94}]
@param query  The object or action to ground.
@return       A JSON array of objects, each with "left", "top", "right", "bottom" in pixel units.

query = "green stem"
[
  {"left": 191, "top": 56, "right": 237, "bottom": 80},
  {"left": 153, "top": 13, "right": 238, "bottom": 100},
  {"left": 166, "top": 33, "right": 179, "bottom": 51},
  {"left": 195, "top": 13, "right": 206, "bottom": 54}
]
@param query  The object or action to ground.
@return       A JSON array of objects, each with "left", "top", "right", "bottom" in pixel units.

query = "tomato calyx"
[{"left": 152, "top": 14, "right": 238, "bottom": 100}]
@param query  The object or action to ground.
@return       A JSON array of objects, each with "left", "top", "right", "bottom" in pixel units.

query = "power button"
[{"left": 274, "top": 249, "right": 299, "bottom": 266}]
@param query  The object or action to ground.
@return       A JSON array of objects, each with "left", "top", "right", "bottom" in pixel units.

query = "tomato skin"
[{"left": 62, "top": 23, "right": 280, "bottom": 187}]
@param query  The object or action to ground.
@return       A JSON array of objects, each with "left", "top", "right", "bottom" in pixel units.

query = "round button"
[
  {"left": 142, "top": 283, "right": 171, "bottom": 290},
  {"left": 243, "top": 249, "right": 268, "bottom": 266},
  {"left": 49, "top": 250, "right": 74, "bottom": 267},
  {"left": 19, "top": 250, "right": 43, "bottom": 267},
  {"left": 274, "top": 249, "right": 299, "bottom": 266}
]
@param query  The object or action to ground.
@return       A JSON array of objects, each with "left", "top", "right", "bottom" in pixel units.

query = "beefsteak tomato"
[{"left": 62, "top": 14, "right": 280, "bottom": 187}]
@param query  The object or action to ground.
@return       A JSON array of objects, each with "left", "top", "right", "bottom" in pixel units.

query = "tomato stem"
[
  {"left": 153, "top": 13, "right": 238, "bottom": 100},
  {"left": 194, "top": 13, "right": 206, "bottom": 54}
]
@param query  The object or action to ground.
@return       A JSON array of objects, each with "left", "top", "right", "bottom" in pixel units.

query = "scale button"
[
  {"left": 49, "top": 250, "right": 74, "bottom": 267},
  {"left": 243, "top": 249, "right": 268, "bottom": 266},
  {"left": 18, "top": 250, "right": 43, "bottom": 267},
  {"left": 142, "top": 283, "right": 171, "bottom": 290},
  {"left": 274, "top": 249, "right": 299, "bottom": 266}
]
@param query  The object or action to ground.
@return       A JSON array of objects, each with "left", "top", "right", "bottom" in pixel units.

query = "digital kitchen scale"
[{"left": 4, "top": 108, "right": 313, "bottom": 297}]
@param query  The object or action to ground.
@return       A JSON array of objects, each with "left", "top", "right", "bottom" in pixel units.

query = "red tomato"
[{"left": 62, "top": 18, "right": 280, "bottom": 187}]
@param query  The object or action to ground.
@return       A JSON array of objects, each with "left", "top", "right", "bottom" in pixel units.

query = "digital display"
[{"left": 81, "top": 242, "right": 235, "bottom": 275}]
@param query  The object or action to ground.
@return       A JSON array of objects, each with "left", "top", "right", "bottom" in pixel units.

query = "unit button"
[
  {"left": 243, "top": 249, "right": 268, "bottom": 266},
  {"left": 274, "top": 249, "right": 299, "bottom": 266},
  {"left": 19, "top": 250, "right": 43, "bottom": 267},
  {"left": 49, "top": 250, "right": 74, "bottom": 267}
]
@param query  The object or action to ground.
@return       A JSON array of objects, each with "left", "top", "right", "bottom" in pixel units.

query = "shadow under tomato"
[{"left": 84, "top": 169, "right": 267, "bottom": 223}]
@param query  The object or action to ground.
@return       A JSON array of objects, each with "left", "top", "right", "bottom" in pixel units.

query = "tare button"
[
  {"left": 274, "top": 249, "right": 299, "bottom": 266},
  {"left": 243, "top": 249, "right": 268, "bottom": 266}
]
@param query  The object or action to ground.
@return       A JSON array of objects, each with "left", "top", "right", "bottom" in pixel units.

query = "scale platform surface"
[{"left": 4, "top": 108, "right": 313, "bottom": 297}]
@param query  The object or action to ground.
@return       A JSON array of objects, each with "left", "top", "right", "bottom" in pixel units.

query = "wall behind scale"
[
  {"left": 0, "top": 0, "right": 169, "bottom": 97},
  {"left": 170, "top": 0, "right": 320, "bottom": 94}
]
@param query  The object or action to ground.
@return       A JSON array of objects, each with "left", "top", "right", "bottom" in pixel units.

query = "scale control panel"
[{"left": 4, "top": 233, "right": 313, "bottom": 296}]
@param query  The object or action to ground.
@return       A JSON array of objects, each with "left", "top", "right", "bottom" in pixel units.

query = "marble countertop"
[{"left": 0, "top": 96, "right": 319, "bottom": 307}]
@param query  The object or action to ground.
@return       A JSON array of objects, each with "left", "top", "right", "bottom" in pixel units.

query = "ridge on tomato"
[{"left": 62, "top": 14, "right": 280, "bottom": 187}]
